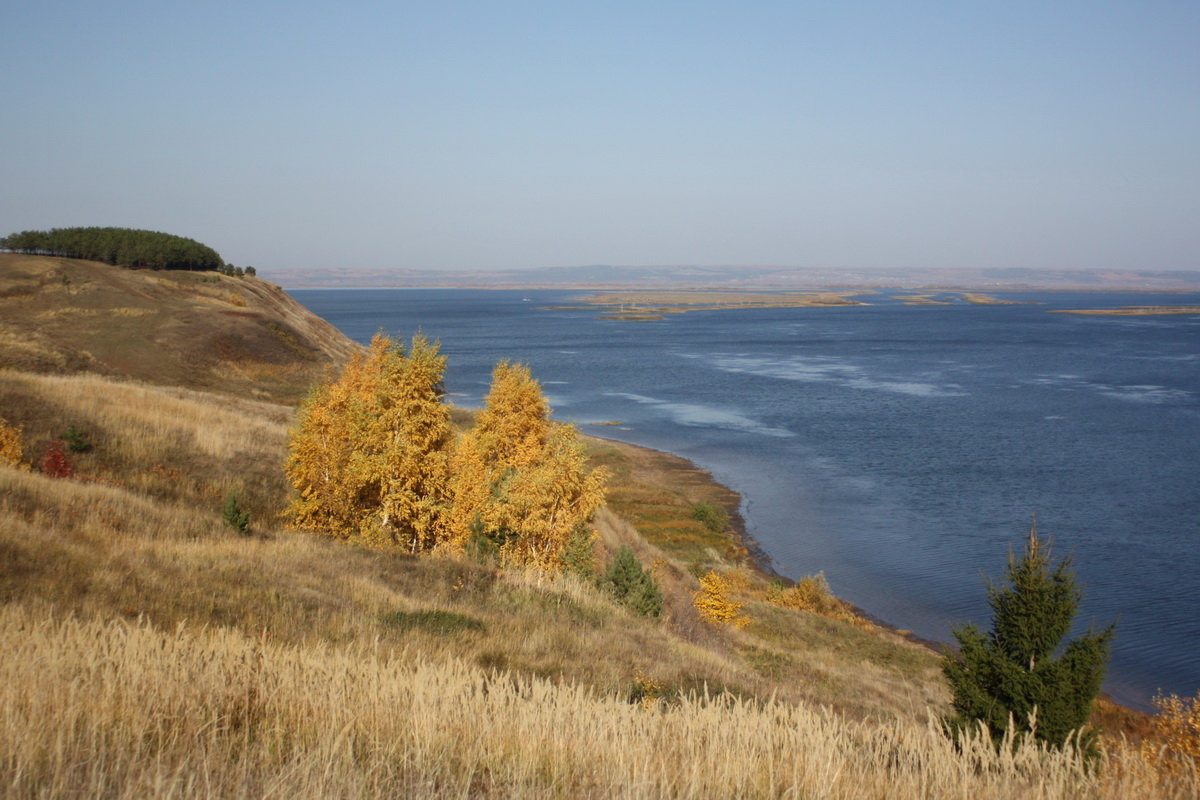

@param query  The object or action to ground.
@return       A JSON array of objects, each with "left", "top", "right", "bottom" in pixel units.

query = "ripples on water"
[{"left": 293, "top": 289, "right": 1200, "bottom": 710}]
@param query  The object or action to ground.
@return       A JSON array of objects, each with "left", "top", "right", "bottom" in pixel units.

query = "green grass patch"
[
  {"left": 380, "top": 609, "right": 486, "bottom": 636},
  {"left": 490, "top": 585, "right": 607, "bottom": 628},
  {"left": 690, "top": 501, "right": 728, "bottom": 533},
  {"left": 739, "top": 645, "right": 794, "bottom": 678}
]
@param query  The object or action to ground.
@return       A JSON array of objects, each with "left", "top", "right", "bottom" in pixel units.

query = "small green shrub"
[
  {"left": 381, "top": 609, "right": 486, "bottom": 636},
  {"left": 221, "top": 493, "right": 251, "bottom": 535},
  {"left": 601, "top": 546, "right": 663, "bottom": 618},
  {"left": 690, "top": 502, "right": 728, "bottom": 533},
  {"left": 62, "top": 425, "right": 92, "bottom": 454},
  {"left": 559, "top": 525, "right": 598, "bottom": 579}
]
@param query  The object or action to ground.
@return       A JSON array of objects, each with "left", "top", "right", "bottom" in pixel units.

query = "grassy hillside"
[
  {"left": 0, "top": 369, "right": 941, "bottom": 717},
  {"left": 0, "top": 252, "right": 358, "bottom": 403},
  {"left": 0, "top": 257, "right": 1189, "bottom": 798}
]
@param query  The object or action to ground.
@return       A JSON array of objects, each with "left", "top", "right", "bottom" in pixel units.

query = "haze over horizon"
[{"left": 3, "top": 2, "right": 1197, "bottom": 275}]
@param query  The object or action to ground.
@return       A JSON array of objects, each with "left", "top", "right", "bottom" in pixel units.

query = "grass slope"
[
  {"left": 0, "top": 370, "right": 942, "bottom": 718},
  {"left": 9, "top": 606, "right": 1178, "bottom": 800},
  {"left": 0, "top": 253, "right": 358, "bottom": 403}
]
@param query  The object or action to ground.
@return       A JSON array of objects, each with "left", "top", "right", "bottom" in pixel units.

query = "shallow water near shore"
[{"left": 292, "top": 287, "right": 1200, "bottom": 711}]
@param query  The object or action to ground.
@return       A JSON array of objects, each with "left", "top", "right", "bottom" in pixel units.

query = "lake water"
[{"left": 291, "top": 288, "right": 1200, "bottom": 710}]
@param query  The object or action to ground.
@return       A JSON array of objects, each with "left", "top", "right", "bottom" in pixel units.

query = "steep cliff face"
[{"left": 0, "top": 253, "right": 359, "bottom": 403}]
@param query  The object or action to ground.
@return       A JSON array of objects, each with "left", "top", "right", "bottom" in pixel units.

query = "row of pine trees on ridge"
[{"left": 1, "top": 226, "right": 223, "bottom": 271}]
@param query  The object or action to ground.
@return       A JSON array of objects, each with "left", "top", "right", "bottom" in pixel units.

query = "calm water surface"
[{"left": 292, "top": 288, "right": 1200, "bottom": 710}]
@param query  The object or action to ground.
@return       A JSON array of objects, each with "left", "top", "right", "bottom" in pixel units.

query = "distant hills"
[{"left": 267, "top": 264, "right": 1200, "bottom": 291}]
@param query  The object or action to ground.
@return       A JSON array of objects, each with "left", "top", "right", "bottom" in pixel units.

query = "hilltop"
[
  {"left": 0, "top": 256, "right": 1185, "bottom": 798},
  {"left": 0, "top": 252, "right": 358, "bottom": 403}
]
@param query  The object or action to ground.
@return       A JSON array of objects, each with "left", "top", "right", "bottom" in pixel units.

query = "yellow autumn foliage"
[
  {"left": 446, "top": 362, "right": 608, "bottom": 569},
  {"left": 375, "top": 334, "right": 453, "bottom": 551},
  {"left": 473, "top": 361, "right": 551, "bottom": 470},
  {"left": 285, "top": 333, "right": 452, "bottom": 550},
  {"left": 491, "top": 422, "right": 609, "bottom": 569},
  {"left": 0, "top": 416, "right": 24, "bottom": 468},
  {"left": 767, "top": 572, "right": 876, "bottom": 631},
  {"left": 288, "top": 344, "right": 607, "bottom": 569},
  {"left": 445, "top": 430, "right": 491, "bottom": 551},
  {"left": 694, "top": 570, "right": 748, "bottom": 628},
  {"left": 768, "top": 572, "right": 841, "bottom": 615},
  {"left": 1141, "top": 690, "right": 1200, "bottom": 778}
]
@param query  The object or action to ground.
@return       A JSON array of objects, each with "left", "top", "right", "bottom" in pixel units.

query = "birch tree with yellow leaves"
[
  {"left": 447, "top": 362, "right": 607, "bottom": 569},
  {"left": 287, "top": 346, "right": 606, "bottom": 568},
  {"left": 285, "top": 333, "right": 452, "bottom": 550}
]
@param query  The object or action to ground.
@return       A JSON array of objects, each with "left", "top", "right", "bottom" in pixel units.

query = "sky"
[{"left": 2, "top": 1, "right": 1198, "bottom": 274}]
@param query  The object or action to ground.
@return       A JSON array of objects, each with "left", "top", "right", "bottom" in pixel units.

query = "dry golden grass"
[
  {"left": 1, "top": 604, "right": 1191, "bottom": 800},
  {"left": 0, "top": 371, "right": 293, "bottom": 520},
  {"left": 0, "top": 321, "right": 79, "bottom": 370},
  {"left": 35, "top": 306, "right": 155, "bottom": 320},
  {"left": 7, "top": 371, "right": 290, "bottom": 456},
  {"left": 585, "top": 438, "right": 748, "bottom": 568},
  {"left": 0, "top": 253, "right": 359, "bottom": 403},
  {"left": 0, "top": 458, "right": 746, "bottom": 694}
]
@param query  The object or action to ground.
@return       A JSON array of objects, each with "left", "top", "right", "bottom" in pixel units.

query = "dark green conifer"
[
  {"left": 943, "top": 517, "right": 1113, "bottom": 752},
  {"left": 221, "top": 493, "right": 252, "bottom": 535},
  {"left": 62, "top": 424, "right": 92, "bottom": 454},
  {"left": 559, "top": 524, "right": 598, "bottom": 579},
  {"left": 602, "top": 546, "right": 663, "bottom": 618}
]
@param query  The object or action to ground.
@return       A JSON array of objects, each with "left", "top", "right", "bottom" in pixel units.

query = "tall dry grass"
[
  {"left": 0, "top": 371, "right": 291, "bottom": 460},
  {"left": 1, "top": 605, "right": 1190, "bottom": 800},
  {"left": 0, "top": 371, "right": 293, "bottom": 519},
  {"left": 0, "top": 462, "right": 765, "bottom": 710}
]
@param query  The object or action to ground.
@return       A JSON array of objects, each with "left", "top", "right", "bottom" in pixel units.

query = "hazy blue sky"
[{"left": 2, "top": 1, "right": 1197, "bottom": 273}]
